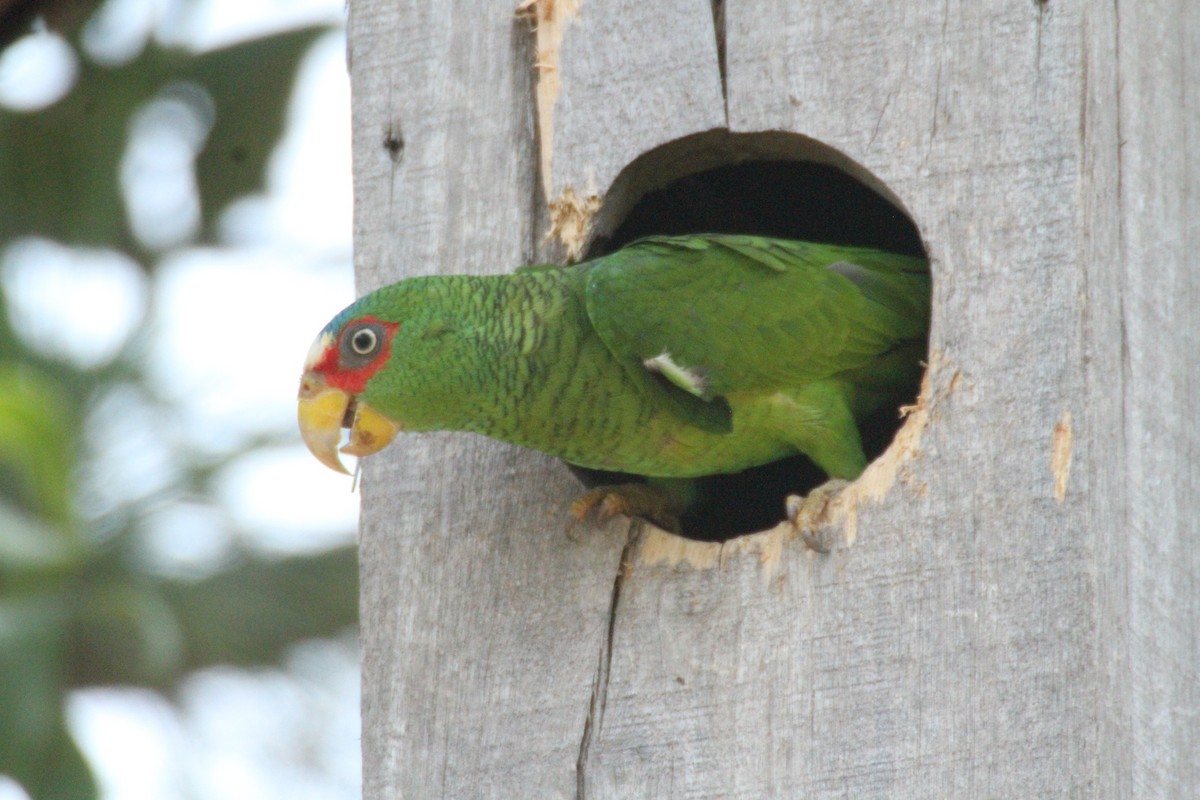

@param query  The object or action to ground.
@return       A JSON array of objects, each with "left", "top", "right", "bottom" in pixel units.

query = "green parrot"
[{"left": 298, "top": 234, "right": 928, "bottom": 541}]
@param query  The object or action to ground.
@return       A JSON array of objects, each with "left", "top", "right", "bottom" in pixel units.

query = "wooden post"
[{"left": 348, "top": 1, "right": 1198, "bottom": 796}]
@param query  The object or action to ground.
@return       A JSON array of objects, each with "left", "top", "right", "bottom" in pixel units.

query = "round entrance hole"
[{"left": 568, "top": 131, "right": 929, "bottom": 542}]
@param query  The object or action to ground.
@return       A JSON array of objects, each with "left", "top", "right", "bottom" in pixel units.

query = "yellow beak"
[{"left": 297, "top": 374, "right": 401, "bottom": 474}]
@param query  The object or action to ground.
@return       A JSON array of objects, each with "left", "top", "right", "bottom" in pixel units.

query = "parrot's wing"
[{"left": 583, "top": 235, "right": 929, "bottom": 399}]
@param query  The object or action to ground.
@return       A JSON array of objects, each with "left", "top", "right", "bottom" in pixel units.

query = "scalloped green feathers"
[
  {"left": 584, "top": 236, "right": 928, "bottom": 395},
  {"left": 332, "top": 234, "right": 929, "bottom": 480}
]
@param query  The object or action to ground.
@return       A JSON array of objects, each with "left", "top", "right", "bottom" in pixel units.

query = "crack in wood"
[
  {"left": 517, "top": 0, "right": 583, "bottom": 201},
  {"left": 710, "top": 0, "right": 728, "bottom": 121},
  {"left": 576, "top": 528, "right": 638, "bottom": 798}
]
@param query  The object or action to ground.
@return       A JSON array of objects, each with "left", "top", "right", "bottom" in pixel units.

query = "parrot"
[{"left": 298, "top": 234, "right": 928, "bottom": 545}]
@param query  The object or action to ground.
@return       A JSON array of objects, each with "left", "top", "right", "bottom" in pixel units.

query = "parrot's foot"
[
  {"left": 785, "top": 479, "right": 850, "bottom": 554},
  {"left": 570, "top": 483, "right": 685, "bottom": 534}
]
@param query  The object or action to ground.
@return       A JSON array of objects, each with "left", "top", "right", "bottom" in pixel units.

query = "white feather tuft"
[
  {"left": 304, "top": 332, "right": 335, "bottom": 369},
  {"left": 642, "top": 350, "right": 709, "bottom": 397}
]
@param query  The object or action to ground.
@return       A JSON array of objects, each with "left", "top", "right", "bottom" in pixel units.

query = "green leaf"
[
  {"left": 0, "top": 365, "right": 76, "bottom": 526},
  {"left": 186, "top": 27, "right": 329, "bottom": 237},
  {"left": 0, "top": 500, "right": 82, "bottom": 577},
  {"left": 0, "top": 594, "right": 97, "bottom": 800},
  {"left": 0, "top": 26, "right": 328, "bottom": 254},
  {"left": 60, "top": 546, "right": 358, "bottom": 690},
  {"left": 157, "top": 546, "right": 358, "bottom": 678},
  {"left": 65, "top": 581, "right": 184, "bottom": 688}
]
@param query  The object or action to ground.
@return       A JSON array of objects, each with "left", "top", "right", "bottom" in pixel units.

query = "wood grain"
[
  {"left": 528, "top": 0, "right": 725, "bottom": 261},
  {"left": 348, "top": 3, "right": 626, "bottom": 797},
  {"left": 351, "top": 1, "right": 1198, "bottom": 796}
]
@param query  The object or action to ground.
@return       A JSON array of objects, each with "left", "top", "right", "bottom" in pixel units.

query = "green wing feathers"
[
  {"left": 302, "top": 232, "right": 929, "bottom": 485},
  {"left": 583, "top": 234, "right": 929, "bottom": 397}
]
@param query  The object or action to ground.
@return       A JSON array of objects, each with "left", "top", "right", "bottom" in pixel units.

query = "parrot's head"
[{"left": 297, "top": 304, "right": 404, "bottom": 474}]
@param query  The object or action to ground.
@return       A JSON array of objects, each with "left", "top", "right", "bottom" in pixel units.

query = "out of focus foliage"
[{"left": 0, "top": 5, "right": 355, "bottom": 799}]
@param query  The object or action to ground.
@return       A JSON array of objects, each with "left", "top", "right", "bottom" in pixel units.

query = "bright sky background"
[{"left": 1, "top": 0, "right": 362, "bottom": 797}]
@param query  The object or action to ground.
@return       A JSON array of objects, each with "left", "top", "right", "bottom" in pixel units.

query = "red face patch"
[{"left": 311, "top": 316, "right": 400, "bottom": 394}]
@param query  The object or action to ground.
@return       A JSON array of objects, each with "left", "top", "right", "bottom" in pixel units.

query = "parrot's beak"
[{"left": 298, "top": 374, "right": 401, "bottom": 474}]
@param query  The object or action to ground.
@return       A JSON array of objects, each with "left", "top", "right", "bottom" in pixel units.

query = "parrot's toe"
[
  {"left": 785, "top": 479, "right": 850, "bottom": 554},
  {"left": 569, "top": 489, "right": 620, "bottom": 524},
  {"left": 569, "top": 484, "right": 684, "bottom": 534}
]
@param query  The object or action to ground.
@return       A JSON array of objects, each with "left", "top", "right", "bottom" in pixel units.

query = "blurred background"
[{"left": 0, "top": 0, "right": 362, "bottom": 797}]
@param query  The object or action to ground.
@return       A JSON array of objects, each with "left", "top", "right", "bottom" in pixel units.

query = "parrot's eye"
[
  {"left": 350, "top": 328, "right": 377, "bottom": 355},
  {"left": 339, "top": 321, "right": 386, "bottom": 367}
]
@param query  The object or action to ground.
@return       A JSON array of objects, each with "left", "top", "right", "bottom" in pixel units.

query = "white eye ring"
[{"left": 350, "top": 327, "right": 377, "bottom": 355}]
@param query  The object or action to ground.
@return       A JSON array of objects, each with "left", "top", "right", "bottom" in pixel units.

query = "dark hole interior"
[{"left": 572, "top": 157, "right": 927, "bottom": 542}]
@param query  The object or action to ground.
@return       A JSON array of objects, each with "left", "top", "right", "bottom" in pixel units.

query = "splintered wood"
[
  {"left": 515, "top": 0, "right": 582, "bottom": 201},
  {"left": 1051, "top": 409, "right": 1073, "bottom": 503}
]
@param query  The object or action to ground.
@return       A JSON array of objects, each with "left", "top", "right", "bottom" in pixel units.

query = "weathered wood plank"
[
  {"left": 349, "top": 1, "right": 725, "bottom": 798},
  {"left": 348, "top": 3, "right": 625, "bottom": 797},
  {"left": 524, "top": 0, "right": 725, "bottom": 261},
  {"left": 575, "top": 1, "right": 1189, "bottom": 796},
  {"left": 1113, "top": 2, "right": 1200, "bottom": 794},
  {"left": 1078, "top": 4, "right": 1129, "bottom": 794},
  {"left": 352, "top": 0, "right": 1198, "bottom": 796}
]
